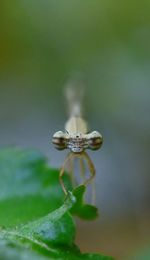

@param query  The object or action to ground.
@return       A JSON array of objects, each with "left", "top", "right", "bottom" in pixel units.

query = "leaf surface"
[{"left": 0, "top": 148, "right": 114, "bottom": 260}]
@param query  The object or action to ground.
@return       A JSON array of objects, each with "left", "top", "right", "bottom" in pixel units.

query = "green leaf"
[
  {"left": 18, "top": 192, "right": 76, "bottom": 246},
  {"left": 0, "top": 147, "right": 71, "bottom": 227},
  {"left": 0, "top": 147, "right": 115, "bottom": 260},
  {"left": 70, "top": 185, "right": 98, "bottom": 220}
]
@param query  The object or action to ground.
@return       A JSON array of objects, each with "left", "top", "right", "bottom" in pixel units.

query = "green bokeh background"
[{"left": 0, "top": 1, "right": 150, "bottom": 259}]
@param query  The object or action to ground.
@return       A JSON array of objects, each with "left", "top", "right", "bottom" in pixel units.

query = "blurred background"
[{"left": 0, "top": 1, "right": 150, "bottom": 259}]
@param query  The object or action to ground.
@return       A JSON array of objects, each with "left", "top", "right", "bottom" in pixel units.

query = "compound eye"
[
  {"left": 52, "top": 131, "right": 67, "bottom": 150},
  {"left": 87, "top": 131, "right": 103, "bottom": 150}
]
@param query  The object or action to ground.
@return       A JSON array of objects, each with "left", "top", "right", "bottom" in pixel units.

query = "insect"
[{"left": 52, "top": 80, "right": 103, "bottom": 203}]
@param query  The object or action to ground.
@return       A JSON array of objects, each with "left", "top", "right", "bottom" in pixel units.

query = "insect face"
[
  {"left": 87, "top": 131, "right": 103, "bottom": 150},
  {"left": 52, "top": 131, "right": 67, "bottom": 150}
]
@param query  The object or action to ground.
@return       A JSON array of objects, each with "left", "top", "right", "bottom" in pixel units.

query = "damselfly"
[{"left": 52, "top": 81, "right": 103, "bottom": 203}]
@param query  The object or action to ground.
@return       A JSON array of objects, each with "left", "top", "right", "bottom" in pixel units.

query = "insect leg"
[
  {"left": 66, "top": 153, "right": 77, "bottom": 187},
  {"left": 59, "top": 152, "right": 74, "bottom": 195},
  {"left": 82, "top": 151, "right": 96, "bottom": 204},
  {"left": 79, "top": 156, "right": 86, "bottom": 182}
]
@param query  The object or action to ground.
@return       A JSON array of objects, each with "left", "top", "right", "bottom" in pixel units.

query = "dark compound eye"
[
  {"left": 87, "top": 131, "right": 103, "bottom": 150},
  {"left": 52, "top": 131, "right": 67, "bottom": 150}
]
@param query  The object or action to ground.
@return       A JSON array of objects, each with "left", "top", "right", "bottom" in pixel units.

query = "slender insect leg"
[
  {"left": 91, "top": 177, "right": 96, "bottom": 205},
  {"left": 82, "top": 152, "right": 96, "bottom": 185},
  {"left": 81, "top": 151, "right": 96, "bottom": 204},
  {"left": 59, "top": 152, "right": 74, "bottom": 195},
  {"left": 66, "top": 154, "right": 77, "bottom": 187},
  {"left": 79, "top": 156, "right": 86, "bottom": 182}
]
